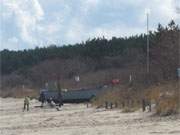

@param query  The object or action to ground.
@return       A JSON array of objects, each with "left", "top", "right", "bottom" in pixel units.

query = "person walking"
[{"left": 23, "top": 96, "right": 30, "bottom": 111}]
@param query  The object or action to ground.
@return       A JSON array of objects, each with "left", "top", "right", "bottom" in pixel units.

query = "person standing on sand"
[{"left": 23, "top": 96, "right": 30, "bottom": 111}]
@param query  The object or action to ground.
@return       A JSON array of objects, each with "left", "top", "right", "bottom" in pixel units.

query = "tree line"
[
  {"left": 0, "top": 20, "right": 179, "bottom": 89},
  {"left": 1, "top": 34, "right": 148, "bottom": 75}
]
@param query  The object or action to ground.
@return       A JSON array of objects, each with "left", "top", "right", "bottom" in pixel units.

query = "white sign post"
[{"left": 75, "top": 76, "right": 80, "bottom": 82}]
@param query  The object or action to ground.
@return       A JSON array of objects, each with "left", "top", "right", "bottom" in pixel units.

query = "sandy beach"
[{"left": 0, "top": 98, "right": 180, "bottom": 135}]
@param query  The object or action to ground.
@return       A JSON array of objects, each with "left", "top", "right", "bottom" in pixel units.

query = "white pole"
[
  {"left": 129, "top": 74, "right": 132, "bottom": 83},
  {"left": 146, "top": 12, "right": 150, "bottom": 74}
]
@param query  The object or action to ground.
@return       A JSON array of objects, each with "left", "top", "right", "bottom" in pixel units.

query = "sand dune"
[{"left": 0, "top": 98, "right": 180, "bottom": 135}]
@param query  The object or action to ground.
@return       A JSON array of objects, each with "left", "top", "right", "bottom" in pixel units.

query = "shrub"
[
  {"left": 0, "top": 87, "right": 38, "bottom": 98},
  {"left": 156, "top": 93, "right": 179, "bottom": 116},
  {"left": 147, "top": 81, "right": 179, "bottom": 116}
]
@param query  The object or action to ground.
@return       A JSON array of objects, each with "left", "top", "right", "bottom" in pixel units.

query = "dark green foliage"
[
  {"left": 0, "top": 35, "right": 147, "bottom": 75},
  {"left": 0, "top": 20, "right": 179, "bottom": 89},
  {"left": 150, "top": 20, "right": 180, "bottom": 80}
]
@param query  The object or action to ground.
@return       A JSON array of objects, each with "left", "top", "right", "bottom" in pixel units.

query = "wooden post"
[
  {"left": 142, "top": 99, "right": 146, "bottom": 112},
  {"left": 105, "top": 101, "right": 108, "bottom": 109},
  {"left": 149, "top": 101, "right": 151, "bottom": 112},
  {"left": 110, "top": 102, "right": 113, "bottom": 109}
]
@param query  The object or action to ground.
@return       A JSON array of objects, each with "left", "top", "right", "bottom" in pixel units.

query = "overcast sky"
[{"left": 0, "top": 0, "right": 179, "bottom": 50}]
